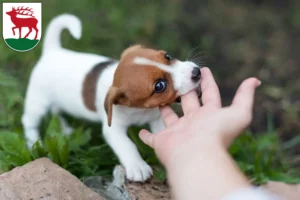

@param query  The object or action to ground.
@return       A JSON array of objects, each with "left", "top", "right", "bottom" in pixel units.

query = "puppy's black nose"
[{"left": 191, "top": 67, "right": 201, "bottom": 82}]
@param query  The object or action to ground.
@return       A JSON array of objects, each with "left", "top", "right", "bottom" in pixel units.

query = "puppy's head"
[{"left": 105, "top": 45, "right": 201, "bottom": 126}]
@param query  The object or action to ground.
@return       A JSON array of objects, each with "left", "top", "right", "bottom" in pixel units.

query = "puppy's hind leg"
[{"left": 51, "top": 107, "right": 74, "bottom": 136}]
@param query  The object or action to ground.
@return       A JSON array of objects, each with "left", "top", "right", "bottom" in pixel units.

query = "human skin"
[{"left": 139, "top": 67, "right": 261, "bottom": 200}]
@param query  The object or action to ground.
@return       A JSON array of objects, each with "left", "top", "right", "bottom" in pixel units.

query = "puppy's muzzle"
[{"left": 191, "top": 67, "right": 201, "bottom": 82}]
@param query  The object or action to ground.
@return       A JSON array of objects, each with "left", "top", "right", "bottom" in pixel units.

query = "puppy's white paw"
[
  {"left": 63, "top": 126, "right": 74, "bottom": 136},
  {"left": 125, "top": 160, "right": 153, "bottom": 182}
]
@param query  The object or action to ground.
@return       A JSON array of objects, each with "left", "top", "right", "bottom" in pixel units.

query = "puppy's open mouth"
[{"left": 175, "top": 87, "right": 202, "bottom": 103}]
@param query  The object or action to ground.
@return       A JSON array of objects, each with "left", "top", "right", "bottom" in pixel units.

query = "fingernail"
[{"left": 257, "top": 80, "right": 261, "bottom": 87}]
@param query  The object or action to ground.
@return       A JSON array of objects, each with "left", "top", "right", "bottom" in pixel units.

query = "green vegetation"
[
  {"left": 1, "top": 0, "right": 300, "bottom": 185},
  {"left": 4, "top": 38, "right": 39, "bottom": 52},
  {"left": 1, "top": 67, "right": 299, "bottom": 185}
]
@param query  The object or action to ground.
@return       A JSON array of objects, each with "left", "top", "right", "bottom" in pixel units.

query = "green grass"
[
  {"left": 0, "top": 116, "right": 161, "bottom": 179},
  {"left": 4, "top": 38, "right": 39, "bottom": 52},
  {"left": 0, "top": 69, "right": 299, "bottom": 185},
  {"left": 1, "top": 117, "right": 300, "bottom": 185}
]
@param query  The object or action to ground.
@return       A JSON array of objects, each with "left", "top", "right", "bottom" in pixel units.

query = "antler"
[
  {"left": 15, "top": 6, "right": 35, "bottom": 16},
  {"left": 17, "top": 11, "right": 35, "bottom": 17}
]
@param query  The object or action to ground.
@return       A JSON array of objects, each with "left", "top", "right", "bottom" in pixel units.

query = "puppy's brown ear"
[
  {"left": 121, "top": 45, "right": 143, "bottom": 59},
  {"left": 104, "top": 87, "right": 126, "bottom": 127}
]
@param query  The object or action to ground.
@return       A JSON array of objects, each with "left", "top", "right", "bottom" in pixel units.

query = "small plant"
[
  {"left": 0, "top": 116, "right": 119, "bottom": 177},
  {"left": 1, "top": 115, "right": 300, "bottom": 185},
  {"left": 0, "top": 131, "right": 31, "bottom": 173},
  {"left": 0, "top": 115, "right": 163, "bottom": 179},
  {"left": 230, "top": 131, "right": 300, "bottom": 185}
]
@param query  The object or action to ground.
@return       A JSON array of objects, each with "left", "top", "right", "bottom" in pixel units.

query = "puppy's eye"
[
  {"left": 164, "top": 53, "right": 172, "bottom": 61},
  {"left": 154, "top": 79, "right": 168, "bottom": 93}
]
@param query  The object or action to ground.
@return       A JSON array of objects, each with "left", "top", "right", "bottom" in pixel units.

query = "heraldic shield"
[{"left": 3, "top": 2, "right": 42, "bottom": 52}]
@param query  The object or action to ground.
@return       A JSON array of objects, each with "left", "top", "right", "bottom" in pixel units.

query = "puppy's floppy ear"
[{"left": 104, "top": 87, "right": 126, "bottom": 127}]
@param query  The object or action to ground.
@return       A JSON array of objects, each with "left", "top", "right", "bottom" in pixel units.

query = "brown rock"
[
  {"left": 263, "top": 181, "right": 300, "bottom": 200},
  {"left": 0, "top": 157, "right": 103, "bottom": 200},
  {"left": 0, "top": 180, "right": 21, "bottom": 200}
]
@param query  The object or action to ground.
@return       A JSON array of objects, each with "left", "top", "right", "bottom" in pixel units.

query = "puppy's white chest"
[{"left": 113, "top": 106, "right": 160, "bottom": 126}]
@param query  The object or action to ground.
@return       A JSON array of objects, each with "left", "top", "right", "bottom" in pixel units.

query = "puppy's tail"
[{"left": 42, "top": 14, "right": 82, "bottom": 52}]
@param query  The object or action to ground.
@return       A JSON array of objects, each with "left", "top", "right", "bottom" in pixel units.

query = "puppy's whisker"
[
  {"left": 189, "top": 51, "right": 206, "bottom": 62},
  {"left": 189, "top": 54, "right": 205, "bottom": 64},
  {"left": 190, "top": 57, "right": 207, "bottom": 67},
  {"left": 186, "top": 46, "right": 202, "bottom": 61},
  {"left": 193, "top": 57, "right": 206, "bottom": 62},
  {"left": 186, "top": 46, "right": 201, "bottom": 61},
  {"left": 191, "top": 51, "right": 207, "bottom": 59},
  {"left": 190, "top": 55, "right": 207, "bottom": 64},
  {"left": 194, "top": 60, "right": 205, "bottom": 65},
  {"left": 188, "top": 49, "right": 204, "bottom": 62}
]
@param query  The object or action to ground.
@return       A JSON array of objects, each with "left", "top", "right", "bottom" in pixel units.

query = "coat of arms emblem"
[{"left": 3, "top": 3, "right": 42, "bottom": 52}]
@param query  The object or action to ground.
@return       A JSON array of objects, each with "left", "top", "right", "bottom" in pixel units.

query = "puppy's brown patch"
[
  {"left": 105, "top": 45, "right": 178, "bottom": 126},
  {"left": 120, "top": 45, "right": 174, "bottom": 66},
  {"left": 82, "top": 60, "right": 115, "bottom": 111}
]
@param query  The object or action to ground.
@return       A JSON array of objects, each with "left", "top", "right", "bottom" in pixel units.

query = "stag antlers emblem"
[{"left": 3, "top": 3, "right": 42, "bottom": 52}]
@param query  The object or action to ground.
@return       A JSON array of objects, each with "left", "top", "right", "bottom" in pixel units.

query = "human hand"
[{"left": 139, "top": 67, "right": 261, "bottom": 166}]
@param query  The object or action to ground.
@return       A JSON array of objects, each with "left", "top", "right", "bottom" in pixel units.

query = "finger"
[
  {"left": 181, "top": 90, "right": 200, "bottom": 114},
  {"left": 200, "top": 67, "right": 222, "bottom": 108},
  {"left": 232, "top": 78, "right": 260, "bottom": 110},
  {"left": 160, "top": 106, "right": 179, "bottom": 127},
  {"left": 139, "top": 129, "right": 154, "bottom": 148},
  {"left": 231, "top": 78, "right": 261, "bottom": 127}
]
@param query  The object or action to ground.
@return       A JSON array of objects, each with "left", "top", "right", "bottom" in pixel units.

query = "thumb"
[{"left": 139, "top": 129, "right": 154, "bottom": 148}]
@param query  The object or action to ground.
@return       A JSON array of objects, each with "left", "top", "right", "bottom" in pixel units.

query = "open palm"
[{"left": 139, "top": 67, "right": 260, "bottom": 165}]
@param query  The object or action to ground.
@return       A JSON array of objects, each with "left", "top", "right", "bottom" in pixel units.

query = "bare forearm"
[{"left": 166, "top": 142, "right": 250, "bottom": 200}]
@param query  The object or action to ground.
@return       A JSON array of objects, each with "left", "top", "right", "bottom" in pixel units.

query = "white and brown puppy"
[{"left": 22, "top": 14, "right": 201, "bottom": 182}]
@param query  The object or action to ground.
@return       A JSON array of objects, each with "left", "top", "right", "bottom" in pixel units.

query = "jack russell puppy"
[{"left": 22, "top": 14, "right": 201, "bottom": 182}]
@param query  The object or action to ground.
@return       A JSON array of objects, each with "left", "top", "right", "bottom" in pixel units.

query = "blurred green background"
[{"left": 1, "top": 0, "right": 300, "bottom": 184}]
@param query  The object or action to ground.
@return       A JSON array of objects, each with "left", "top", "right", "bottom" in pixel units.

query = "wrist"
[
  {"left": 164, "top": 136, "right": 223, "bottom": 168},
  {"left": 164, "top": 138, "right": 251, "bottom": 200}
]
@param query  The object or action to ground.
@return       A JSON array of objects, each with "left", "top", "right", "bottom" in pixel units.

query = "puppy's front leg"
[{"left": 103, "top": 124, "right": 153, "bottom": 182}]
